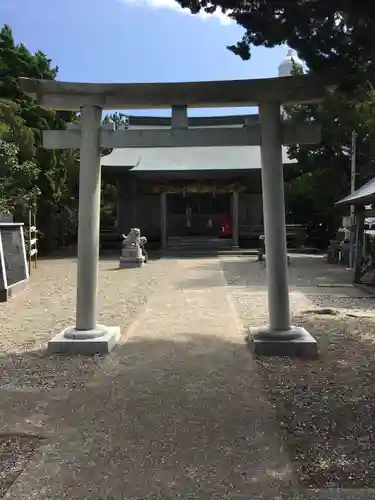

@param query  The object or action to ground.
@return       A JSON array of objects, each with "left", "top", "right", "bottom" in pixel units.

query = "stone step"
[{"left": 167, "top": 237, "right": 232, "bottom": 250}]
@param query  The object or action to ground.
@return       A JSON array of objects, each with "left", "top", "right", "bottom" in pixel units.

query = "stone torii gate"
[{"left": 20, "top": 74, "right": 334, "bottom": 357}]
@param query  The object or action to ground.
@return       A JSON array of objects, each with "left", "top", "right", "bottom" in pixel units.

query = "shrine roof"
[
  {"left": 100, "top": 145, "right": 294, "bottom": 172},
  {"left": 337, "top": 177, "right": 375, "bottom": 206}
]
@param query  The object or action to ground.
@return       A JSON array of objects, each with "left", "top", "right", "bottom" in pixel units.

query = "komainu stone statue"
[
  {"left": 119, "top": 228, "right": 147, "bottom": 268},
  {"left": 123, "top": 228, "right": 147, "bottom": 249}
]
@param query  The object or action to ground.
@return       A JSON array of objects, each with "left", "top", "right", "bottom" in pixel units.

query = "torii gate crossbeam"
[{"left": 20, "top": 74, "right": 336, "bottom": 357}]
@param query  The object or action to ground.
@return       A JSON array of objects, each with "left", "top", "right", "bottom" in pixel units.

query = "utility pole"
[{"left": 349, "top": 130, "right": 357, "bottom": 268}]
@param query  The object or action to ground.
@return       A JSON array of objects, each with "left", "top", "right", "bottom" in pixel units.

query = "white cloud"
[{"left": 118, "top": 0, "right": 232, "bottom": 25}]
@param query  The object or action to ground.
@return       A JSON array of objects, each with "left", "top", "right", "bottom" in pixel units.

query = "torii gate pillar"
[
  {"left": 48, "top": 105, "right": 121, "bottom": 354},
  {"left": 248, "top": 102, "right": 317, "bottom": 358}
]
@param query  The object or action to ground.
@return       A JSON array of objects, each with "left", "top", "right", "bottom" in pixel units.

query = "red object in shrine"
[{"left": 220, "top": 214, "right": 232, "bottom": 237}]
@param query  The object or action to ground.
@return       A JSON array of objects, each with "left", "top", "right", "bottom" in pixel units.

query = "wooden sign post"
[{"left": 0, "top": 223, "right": 29, "bottom": 301}]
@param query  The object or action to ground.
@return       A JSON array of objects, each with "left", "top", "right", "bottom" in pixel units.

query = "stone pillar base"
[
  {"left": 48, "top": 325, "right": 121, "bottom": 355},
  {"left": 247, "top": 325, "right": 318, "bottom": 359}
]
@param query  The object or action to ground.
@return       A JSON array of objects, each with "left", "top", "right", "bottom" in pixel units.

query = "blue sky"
[{"left": 1, "top": 0, "right": 288, "bottom": 116}]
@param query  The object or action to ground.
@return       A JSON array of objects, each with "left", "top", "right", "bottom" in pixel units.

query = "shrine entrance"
[{"left": 167, "top": 193, "right": 230, "bottom": 238}]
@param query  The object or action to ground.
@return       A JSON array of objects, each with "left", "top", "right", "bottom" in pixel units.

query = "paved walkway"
[
  {"left": 3, "top": 256, "right": 368, "bottom": 499},
  {"left": 2, "top": 257, "right": 297, "bottom": 500}
]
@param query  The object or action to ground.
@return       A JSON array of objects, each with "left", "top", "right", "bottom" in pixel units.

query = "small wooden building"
[
  {"left": 337, "top": 177, "right": 375, "bottom": 282},
  {"left": 101, "top": 115, "right": 295, "bottom": 249}
]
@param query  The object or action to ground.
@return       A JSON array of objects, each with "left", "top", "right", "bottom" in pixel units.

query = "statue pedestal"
[{"left": 119, "top": 245, "right": 145, "bottom": 268}]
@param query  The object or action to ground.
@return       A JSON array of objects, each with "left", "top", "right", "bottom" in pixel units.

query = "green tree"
[
  {"left": 101, "top": 112, "right": 129, "bottom": 156},
  {"left": 0, "top": 99, "right": 40, "bottom": 212},
  {"left": 102, "top": 112, "right": 129, "bottom": 130},
  {"left": 100, "top": 113, "right": 129, "bottom": 228},
  {"left": 284, "top": 64, "right": 375, "bottom": 232},
  {"left": 0, "top": 24, "right": 78, "bottom": 251},
  {"left": 174, "top": 2, "right": 375, "bottom": 86}
]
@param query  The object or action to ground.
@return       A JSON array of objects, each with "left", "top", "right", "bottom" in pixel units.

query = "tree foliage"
[
  {"left": 0, "top": 99, "right": 40, "bottom": 211},
  {"left": 174, "top": 1, "right": 375, "bottom": 87},
  {"left": 0, "top": 24, "right": 79, "bottom": 250},
  {"left": 284, "top": 65, "right": 375, "bottom": 231},
  {"left": 100, "top": 113, "right": 129, "bottom": 228},
  {"left": 101, "top": 112, "right": 129, "bottom": 157}
]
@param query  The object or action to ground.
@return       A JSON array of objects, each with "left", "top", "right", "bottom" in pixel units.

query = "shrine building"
[{"left": 101, "top": 114, "right": 295, "bottom": 249}]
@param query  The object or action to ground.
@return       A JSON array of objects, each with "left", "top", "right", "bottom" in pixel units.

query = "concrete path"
[{"left": 5, "top": 257, "right": 302, "bottom": 499}]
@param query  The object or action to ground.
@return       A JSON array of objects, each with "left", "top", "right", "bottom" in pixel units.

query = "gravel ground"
[
  {"left": 0, "top": 254, "right": 170, "bottom": 390},
  {"left": 221, "top": 254, "right": 375, "bottom": 489},
  {"left": 2, "top": 252, "right": 375, "bottom": 496},
  {"left": 0, "top": 434, "right": 43, "bottom": 497}
]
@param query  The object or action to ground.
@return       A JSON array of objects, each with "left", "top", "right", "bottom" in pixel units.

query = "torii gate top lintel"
[{"left": 19, "top": 73, "right": 336, "bottom": 111}]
